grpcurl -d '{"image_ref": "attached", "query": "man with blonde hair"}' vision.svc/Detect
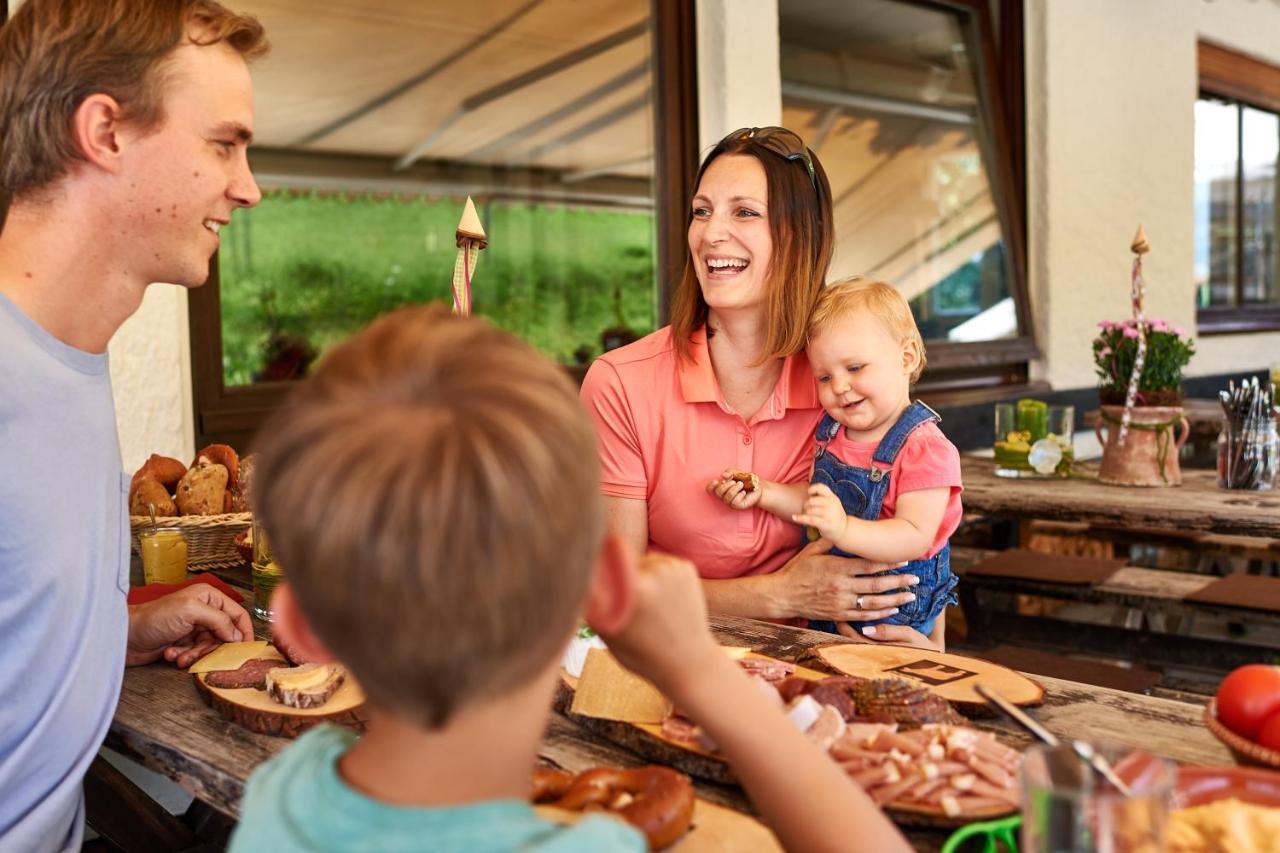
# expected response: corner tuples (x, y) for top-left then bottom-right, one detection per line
(0, 1), (267, 848)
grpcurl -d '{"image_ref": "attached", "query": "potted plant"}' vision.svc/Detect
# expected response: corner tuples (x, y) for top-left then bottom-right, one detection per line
(1091, 318), (1196, 485)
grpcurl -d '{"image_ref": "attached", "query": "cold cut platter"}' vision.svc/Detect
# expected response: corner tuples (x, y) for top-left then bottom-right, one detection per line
(190, 641), (367, 738)
(558, 647), (1020, 826)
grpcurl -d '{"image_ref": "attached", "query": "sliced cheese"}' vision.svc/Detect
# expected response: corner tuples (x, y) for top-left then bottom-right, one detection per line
(189, 641), (284, 673)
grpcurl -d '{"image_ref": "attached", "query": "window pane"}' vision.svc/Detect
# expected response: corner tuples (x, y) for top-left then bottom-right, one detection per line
(1194, 98), (1239, 308)
(1241, 105), (1278, 305)
(779, 0), (1014, 343)
(220, 0), (657, 387)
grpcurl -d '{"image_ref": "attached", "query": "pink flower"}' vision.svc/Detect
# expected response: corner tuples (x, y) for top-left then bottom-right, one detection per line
(1122, 326), (1140, 339)
(1173, 326), (1186, 337)
(1151, 319), (1168, 332)
(1100, 346), (1112, 356)
(1097, 320), (1114, 330)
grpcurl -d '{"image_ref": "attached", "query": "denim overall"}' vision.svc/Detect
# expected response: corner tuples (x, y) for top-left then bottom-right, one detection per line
(807, 401), (958, 637)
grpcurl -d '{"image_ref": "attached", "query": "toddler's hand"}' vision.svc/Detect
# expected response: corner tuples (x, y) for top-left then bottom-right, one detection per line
(792, 483), (848, 542)
(706, 470), (761, 509)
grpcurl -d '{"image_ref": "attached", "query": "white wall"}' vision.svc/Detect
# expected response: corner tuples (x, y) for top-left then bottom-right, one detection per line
(1026, 0), (1280, 390)
(109, 286), (195, 473)
(695, 0), (782, 155)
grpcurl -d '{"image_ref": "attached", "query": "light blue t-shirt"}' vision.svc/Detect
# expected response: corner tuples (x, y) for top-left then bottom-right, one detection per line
(230, 726), (647, 853)
(0, 292), (129, 852)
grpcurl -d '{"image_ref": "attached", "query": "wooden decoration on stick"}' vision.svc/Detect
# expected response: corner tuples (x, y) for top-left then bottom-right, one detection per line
(451, 196), (487, 316)
(1118, 225), (1151, 447)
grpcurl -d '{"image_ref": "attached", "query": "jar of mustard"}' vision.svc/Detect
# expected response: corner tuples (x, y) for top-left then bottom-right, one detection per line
(139, 527), (189, 585)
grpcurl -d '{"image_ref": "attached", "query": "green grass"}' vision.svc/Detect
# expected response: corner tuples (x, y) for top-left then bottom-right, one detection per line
(218, 191), (658, 385)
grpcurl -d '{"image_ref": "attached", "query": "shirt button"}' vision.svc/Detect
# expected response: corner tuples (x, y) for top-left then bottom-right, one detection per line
(742, 434), (752, 445)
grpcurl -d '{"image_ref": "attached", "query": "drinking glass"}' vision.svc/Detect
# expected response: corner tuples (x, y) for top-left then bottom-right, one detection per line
(1022, 744), (1173, 853)
(994, 401), (1075, 477)
(250, 516), (283, 622)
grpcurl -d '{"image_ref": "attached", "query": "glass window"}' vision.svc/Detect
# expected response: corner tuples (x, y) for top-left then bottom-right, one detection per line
(1194, 96), (1279, 314)
(218, 0), (658, 387)
(778, 0), (1017, 345)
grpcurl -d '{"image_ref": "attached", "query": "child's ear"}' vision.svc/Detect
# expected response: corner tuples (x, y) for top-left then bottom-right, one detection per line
(583, 534), (636, 635)
(901, 338), (922, 377)
(270, 583), (337, 664)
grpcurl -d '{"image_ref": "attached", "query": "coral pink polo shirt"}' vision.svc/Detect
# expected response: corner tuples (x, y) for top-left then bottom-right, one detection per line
(581, 325), (823, 580)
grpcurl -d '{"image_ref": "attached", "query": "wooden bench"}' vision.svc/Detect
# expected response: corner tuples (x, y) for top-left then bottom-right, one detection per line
(953, 547), (1280, 672)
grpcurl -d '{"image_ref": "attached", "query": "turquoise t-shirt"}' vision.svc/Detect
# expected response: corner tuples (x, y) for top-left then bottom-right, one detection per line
(230, 726), (646, 853)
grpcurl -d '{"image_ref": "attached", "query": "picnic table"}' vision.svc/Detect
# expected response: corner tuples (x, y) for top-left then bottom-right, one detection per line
(108, 611), (1231, 852)
(960, 456), (1280, 540)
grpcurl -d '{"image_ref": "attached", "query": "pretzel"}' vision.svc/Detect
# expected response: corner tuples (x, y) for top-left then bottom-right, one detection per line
(532, 766), (695, 850)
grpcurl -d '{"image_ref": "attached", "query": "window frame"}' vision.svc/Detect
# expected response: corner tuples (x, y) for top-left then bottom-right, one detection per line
(188, 0), (699, 448)
(1196, 39), (1280, 336)
(189, 0), (1029, 447)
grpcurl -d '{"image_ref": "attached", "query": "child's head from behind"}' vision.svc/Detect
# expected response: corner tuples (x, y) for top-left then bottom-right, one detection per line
(254, 304), (603, 729)
(806, 278), (925, 439)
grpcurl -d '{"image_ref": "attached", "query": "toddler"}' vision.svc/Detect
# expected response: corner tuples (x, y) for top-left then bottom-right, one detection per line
(711, 279), (961, 646)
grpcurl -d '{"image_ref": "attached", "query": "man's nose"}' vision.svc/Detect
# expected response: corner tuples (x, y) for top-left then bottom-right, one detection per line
(229, 158), (262, 208)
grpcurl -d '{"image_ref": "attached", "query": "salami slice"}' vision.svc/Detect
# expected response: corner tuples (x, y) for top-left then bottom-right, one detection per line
(204, 658), (286, 690)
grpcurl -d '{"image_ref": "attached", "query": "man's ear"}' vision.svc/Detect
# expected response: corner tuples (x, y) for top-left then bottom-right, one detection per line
(270, 583), (336, 664)
(583, 534), (636, 635)
(69, 94), (128, 173)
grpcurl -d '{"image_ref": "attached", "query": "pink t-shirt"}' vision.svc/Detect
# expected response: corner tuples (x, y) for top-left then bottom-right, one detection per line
(581, 325), (822, 580)
(824, 420), (964, 558)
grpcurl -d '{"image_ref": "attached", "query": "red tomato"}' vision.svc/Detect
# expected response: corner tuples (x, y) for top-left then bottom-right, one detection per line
(1258, 710), (1280, 753)
(1216, 664), (1280, 740)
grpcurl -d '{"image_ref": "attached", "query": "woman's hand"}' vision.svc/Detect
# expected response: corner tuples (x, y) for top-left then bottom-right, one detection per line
(837, 621), (943, 652)
(767, 539), (919, 622)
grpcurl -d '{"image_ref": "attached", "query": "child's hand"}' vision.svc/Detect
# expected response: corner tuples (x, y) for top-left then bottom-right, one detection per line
(792, 483), (849, 542)
(706, 470), (762, 509)
(590, 552), (720, 689)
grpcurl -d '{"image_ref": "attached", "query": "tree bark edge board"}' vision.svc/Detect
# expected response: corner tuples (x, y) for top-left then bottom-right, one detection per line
(193, 674), (368, 739)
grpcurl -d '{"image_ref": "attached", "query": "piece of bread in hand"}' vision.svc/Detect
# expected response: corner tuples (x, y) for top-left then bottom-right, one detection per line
(175, 458), (230, 515)
(129, 475), (177, 517)
(727, 471), (759, 493)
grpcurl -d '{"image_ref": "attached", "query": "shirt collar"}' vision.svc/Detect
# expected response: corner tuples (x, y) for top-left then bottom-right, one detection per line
(677, 325), (820, 411)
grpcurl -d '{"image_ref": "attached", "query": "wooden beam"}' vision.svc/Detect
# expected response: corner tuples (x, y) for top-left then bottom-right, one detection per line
(1200, 40), (1280, 115)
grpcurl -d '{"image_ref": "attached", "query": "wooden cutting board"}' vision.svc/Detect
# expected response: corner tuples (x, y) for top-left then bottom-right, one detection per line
(557, 651), (830, 786)
(537, 799), (782, 851)
(190, 641), (368, 738)
(806, 642), (1044, 712)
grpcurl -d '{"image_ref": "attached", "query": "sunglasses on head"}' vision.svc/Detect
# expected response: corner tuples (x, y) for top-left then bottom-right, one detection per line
(725, 126), (818, 191)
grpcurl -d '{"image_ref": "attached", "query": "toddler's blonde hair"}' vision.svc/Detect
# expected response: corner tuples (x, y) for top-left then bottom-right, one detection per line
(808, 277), (927, 384)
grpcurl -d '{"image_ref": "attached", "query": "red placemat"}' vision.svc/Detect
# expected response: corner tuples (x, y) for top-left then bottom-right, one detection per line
(1184, 573), (1280, 613)
(127, 575), (244, 606)
(958, 548), (1126, 586)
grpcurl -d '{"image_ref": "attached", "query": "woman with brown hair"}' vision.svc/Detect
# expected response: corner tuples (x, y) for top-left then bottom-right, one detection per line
(582, 127), (932, 646)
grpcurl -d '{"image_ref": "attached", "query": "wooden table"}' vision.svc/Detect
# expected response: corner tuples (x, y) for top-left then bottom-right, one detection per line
(108, 613), (1231, 851)
(961, 456), (1280, 539)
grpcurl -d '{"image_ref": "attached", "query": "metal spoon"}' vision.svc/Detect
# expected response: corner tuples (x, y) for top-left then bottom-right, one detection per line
(976, 684), (1133, 797)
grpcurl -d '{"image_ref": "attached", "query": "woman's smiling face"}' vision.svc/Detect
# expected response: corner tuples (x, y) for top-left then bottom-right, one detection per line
(687, 154), (773, 315)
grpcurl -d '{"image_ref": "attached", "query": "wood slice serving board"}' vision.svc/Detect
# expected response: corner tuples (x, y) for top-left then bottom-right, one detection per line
(538, 799), (782, 852)
(556, 650), (829, 786)
(805, 643), (1044, 713)
(190, 641), (368, 738)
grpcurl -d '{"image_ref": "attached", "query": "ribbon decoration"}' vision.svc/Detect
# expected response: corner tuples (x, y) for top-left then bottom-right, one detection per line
(1118, 226), (1150, 447)
(451, 196), (487, 317)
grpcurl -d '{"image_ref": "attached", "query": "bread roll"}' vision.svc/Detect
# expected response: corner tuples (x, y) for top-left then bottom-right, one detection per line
(130, 476), (177, 517)
(176, 459), (229, 516)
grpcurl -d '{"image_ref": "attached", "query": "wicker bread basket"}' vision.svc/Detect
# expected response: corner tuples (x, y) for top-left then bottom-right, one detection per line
(1204, 699), (1280, 770)
(131, 512), (252, 571)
